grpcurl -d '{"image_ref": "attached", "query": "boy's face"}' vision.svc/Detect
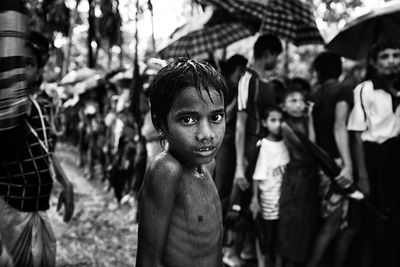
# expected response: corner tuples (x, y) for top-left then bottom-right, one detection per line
(165, 86), (225, 169)
(282, 92), (306, 118)
(373, 48), (400, 76)
(262, 110), (282, 137)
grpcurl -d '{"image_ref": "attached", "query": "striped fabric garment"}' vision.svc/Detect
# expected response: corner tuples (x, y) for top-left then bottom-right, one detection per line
(0, 1), (29, 131)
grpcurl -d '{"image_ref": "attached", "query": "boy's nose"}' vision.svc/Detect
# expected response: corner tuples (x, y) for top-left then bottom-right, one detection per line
(196, 121), (215, 141)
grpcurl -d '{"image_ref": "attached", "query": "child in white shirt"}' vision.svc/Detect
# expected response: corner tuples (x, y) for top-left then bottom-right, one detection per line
(249, 106), (289, 267)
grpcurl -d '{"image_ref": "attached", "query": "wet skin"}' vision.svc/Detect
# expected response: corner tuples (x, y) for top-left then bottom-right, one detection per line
(136, 87), (225, 267)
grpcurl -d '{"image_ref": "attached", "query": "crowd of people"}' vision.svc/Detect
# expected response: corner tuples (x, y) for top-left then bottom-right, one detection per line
(135, 35), (400, 267)
(0, 25), (399, 267)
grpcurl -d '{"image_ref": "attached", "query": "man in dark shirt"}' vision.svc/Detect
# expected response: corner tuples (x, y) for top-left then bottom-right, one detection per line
(308, 51), (355, 267)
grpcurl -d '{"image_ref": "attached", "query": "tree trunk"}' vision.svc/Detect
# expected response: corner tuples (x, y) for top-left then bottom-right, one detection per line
(64, 0), (81, 76)
(88, 0), (96, 68)
(131, 0), (142, 130)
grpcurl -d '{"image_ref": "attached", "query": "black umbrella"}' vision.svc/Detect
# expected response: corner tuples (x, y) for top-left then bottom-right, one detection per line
(326, 1), (400, 60)
(283, 121), (387, 219)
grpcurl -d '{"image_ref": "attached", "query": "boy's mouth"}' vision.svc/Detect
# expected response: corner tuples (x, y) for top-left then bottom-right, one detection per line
(198, 147), (213, 152)
(195, 146), (216, 156)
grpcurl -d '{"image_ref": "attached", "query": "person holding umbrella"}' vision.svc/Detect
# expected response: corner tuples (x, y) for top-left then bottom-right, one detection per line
(347, 39), (400, 267)
(307, 51), (356, 267)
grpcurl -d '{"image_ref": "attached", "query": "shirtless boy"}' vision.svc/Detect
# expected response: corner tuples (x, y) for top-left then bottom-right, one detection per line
(136, 58), (227, 267)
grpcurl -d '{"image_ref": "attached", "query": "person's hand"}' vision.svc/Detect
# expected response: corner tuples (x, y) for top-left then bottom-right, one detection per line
(225, 205), (241, 224)
(234, 166), (249, 191)
(249, 198), (260, 219)
(335, 166), (353, 188)
(234, 176), (250, 191)
(57, 182), (75, 223)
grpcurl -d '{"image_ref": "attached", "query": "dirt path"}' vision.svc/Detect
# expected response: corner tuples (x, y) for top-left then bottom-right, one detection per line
(49, 144), (138, 267)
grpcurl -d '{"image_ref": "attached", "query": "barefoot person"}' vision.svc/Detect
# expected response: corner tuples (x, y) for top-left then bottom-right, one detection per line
(136, 58), (227, 267)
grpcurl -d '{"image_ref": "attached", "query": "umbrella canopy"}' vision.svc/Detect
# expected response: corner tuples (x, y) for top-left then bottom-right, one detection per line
(200, 0), (324, 46)
(326, 1), (400, 60)
(158, 22), (255, 59)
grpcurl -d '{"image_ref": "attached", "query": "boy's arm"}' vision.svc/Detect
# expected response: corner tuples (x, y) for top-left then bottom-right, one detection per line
(334, 101), (353, 183)
(307, 104), (316, 142)
(234, 111), (249, 190)
(136, 158), (182, 267)
(249, 180), (260, 218)
(352, 131), (369, 195)
(52, 155), (74, 222)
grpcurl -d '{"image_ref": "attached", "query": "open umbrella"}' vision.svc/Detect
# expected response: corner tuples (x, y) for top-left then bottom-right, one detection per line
(326, 1), (400, 60)
(158, 21), (255, 59)
(200, 0), (324, 46)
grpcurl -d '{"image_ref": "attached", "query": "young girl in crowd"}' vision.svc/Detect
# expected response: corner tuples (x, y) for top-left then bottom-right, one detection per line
(249, 106), (289, 267)
(278, 87), (321, 267)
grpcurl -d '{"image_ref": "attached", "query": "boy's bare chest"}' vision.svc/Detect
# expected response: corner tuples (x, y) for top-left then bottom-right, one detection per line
(173, 175), (222, 233)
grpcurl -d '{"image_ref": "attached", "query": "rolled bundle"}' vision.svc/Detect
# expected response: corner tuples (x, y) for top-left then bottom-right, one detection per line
(0, 1), (29, 155)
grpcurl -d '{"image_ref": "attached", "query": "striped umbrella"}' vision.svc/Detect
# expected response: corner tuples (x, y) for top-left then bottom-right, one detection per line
(200, 0), (324, 46)
(158, 22), (255, 59)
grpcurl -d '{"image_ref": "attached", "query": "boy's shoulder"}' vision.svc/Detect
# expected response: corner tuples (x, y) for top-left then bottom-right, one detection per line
(148, 151), (183, 179)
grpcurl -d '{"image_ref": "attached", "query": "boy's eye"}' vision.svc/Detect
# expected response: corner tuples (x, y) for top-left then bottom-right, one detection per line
(211, 113), (224, 123)
(179, 116), (196, 125)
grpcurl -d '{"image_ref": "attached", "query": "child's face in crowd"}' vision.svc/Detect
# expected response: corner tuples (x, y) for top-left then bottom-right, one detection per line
(263, 51), (279, 71)
(165, 86), (225, 169)
(24, 47), (40, 89)
(263, 110), (283, 137)
(373, 48), (400, 76)
(282, 92), (306, 118)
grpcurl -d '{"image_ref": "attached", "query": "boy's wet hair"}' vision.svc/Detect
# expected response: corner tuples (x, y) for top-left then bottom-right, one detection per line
(370, 39), (400, 62)
(149, 57), (228, 133)
(312, 51), (342, 82)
